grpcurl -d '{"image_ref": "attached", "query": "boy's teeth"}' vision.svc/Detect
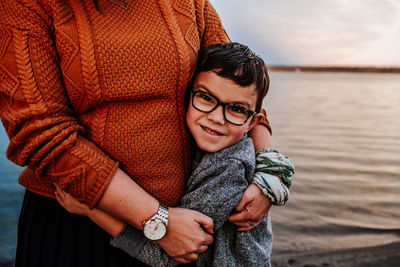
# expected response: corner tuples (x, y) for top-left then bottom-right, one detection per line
(203, 126), (222, 136)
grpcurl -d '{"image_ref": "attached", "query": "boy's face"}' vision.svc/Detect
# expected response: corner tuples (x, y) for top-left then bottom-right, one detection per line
(186, 71), (262, 153)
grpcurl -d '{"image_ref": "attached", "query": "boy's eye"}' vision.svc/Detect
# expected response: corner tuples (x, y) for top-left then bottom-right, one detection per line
(229, 105), (246, 114)
(198, 93), (213, 102)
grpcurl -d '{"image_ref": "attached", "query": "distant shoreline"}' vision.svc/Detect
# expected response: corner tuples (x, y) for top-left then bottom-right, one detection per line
(269, 65), (400, 73)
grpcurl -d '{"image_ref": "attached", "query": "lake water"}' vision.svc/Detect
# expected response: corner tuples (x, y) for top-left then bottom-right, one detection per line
(0, 124), (24, 261)
(265, 71), (400, 255)
(0, 71), (399, 260)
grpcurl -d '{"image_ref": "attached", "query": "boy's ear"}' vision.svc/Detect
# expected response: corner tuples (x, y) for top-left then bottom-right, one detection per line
(246, 113), (264, 132)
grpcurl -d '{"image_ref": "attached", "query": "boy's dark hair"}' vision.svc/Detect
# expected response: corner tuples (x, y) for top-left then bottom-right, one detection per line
(194, 42), (270, 112)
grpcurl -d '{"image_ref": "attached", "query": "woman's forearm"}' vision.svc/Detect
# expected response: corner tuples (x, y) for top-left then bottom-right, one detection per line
(88, 208), (126, 237)
(97, 168), (159, 229)
(97, 170), (215, 263)
(248, 124), (274, 151)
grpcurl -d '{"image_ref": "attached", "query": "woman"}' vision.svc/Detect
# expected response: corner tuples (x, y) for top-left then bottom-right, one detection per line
(0, 0), (274, 266)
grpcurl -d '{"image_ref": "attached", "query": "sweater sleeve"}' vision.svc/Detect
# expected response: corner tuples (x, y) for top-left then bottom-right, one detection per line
(181, 157), (249, 231)
(112, 157), (249, 266)
(197, 0), (230, 47)
(0, 1), (117, 208)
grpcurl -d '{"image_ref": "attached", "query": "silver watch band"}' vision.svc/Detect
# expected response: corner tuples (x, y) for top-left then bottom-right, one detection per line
(150, 204), (169, 226)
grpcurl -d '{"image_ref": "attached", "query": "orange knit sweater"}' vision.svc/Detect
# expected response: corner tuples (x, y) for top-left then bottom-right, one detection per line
(0, 0), (270, 208)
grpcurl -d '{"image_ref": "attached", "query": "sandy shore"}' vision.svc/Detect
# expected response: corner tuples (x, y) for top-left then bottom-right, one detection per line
(271, 241), (400, 267)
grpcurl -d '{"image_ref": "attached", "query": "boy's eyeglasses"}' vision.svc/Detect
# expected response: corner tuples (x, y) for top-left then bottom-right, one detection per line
(191, 88), (256, 126)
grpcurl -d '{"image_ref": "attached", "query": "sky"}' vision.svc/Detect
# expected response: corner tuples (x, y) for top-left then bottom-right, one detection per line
(210, 0), (400, 67)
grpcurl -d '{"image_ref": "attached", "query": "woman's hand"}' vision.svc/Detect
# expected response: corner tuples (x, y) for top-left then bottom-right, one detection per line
(157, 207), (214, 264)
(228, 184), (271, 231)
(54, 183), (90, 217)
(231, 118), (273, 231)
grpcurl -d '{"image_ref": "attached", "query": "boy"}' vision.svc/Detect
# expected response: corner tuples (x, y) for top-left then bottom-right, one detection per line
(56, 42), (292, 266)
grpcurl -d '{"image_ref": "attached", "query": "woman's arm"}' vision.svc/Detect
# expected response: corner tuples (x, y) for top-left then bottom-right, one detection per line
(55, 183), (125, 237)
(249, 124), (274, 151)
(68, 170), (214, 264)
(55, 183), (197, 266)
(0, 0), (116, 208)
(97, 169), (214, 264)
(97, 169), (159, 228)
(228, 124), (273, 230)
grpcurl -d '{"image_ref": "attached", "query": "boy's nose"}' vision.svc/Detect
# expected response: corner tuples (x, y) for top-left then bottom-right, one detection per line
(207, 105), (226, 125)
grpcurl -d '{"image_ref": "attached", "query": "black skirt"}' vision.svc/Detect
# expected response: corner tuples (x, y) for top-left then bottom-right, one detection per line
(15, 190), (149, 267)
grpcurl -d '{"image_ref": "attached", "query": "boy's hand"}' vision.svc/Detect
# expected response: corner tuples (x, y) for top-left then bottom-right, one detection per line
(54, 183), (90, 217)
(228, 184), (271, 231)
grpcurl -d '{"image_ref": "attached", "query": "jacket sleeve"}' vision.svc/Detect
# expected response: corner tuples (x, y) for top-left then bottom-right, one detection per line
(0, 1), (118, 208)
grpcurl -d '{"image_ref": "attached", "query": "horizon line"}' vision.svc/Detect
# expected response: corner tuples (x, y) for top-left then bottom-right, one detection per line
(268, 65), (400, 73)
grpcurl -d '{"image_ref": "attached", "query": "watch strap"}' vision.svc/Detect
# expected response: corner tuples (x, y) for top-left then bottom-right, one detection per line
(150, 204), (169, 226)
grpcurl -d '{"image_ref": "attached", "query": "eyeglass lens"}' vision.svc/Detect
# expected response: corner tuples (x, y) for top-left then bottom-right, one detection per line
(192, 90), (250, 125)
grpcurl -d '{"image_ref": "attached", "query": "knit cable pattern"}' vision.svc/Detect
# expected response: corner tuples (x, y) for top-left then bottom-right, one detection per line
(70, 0), (102, 106)
(0, 0), (233, 207)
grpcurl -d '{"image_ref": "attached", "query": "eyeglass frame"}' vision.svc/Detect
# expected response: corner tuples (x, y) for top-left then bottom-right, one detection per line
(191, 88), (256, 126)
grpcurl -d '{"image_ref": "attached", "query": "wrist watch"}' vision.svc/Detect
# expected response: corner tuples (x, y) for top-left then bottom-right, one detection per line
(142, 204), (169, 240)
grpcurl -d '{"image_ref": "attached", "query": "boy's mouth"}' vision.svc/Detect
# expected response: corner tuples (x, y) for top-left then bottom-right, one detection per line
(201, 125), (224, 136)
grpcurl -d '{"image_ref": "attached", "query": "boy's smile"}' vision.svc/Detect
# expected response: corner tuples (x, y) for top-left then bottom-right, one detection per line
(200, 125), (224, 136)
(186, 71), (262, 153)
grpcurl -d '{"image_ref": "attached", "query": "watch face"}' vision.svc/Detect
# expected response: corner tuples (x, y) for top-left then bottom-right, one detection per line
(143, 220), (167, 240)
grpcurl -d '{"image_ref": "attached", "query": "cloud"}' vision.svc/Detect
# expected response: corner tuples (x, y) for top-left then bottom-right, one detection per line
(211, 0), (400, 66)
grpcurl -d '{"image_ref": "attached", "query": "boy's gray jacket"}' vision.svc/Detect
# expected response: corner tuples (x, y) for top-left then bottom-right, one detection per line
(111, 137), (272, 267)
